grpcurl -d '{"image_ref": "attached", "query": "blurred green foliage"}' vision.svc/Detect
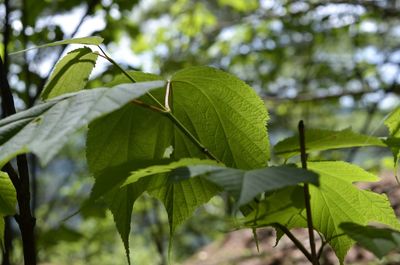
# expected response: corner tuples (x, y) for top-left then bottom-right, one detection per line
(1, 0), (399, 264)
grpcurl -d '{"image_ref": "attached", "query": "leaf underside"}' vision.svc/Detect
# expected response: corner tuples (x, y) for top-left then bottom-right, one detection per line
(0, 81), (164, 167)
(340, 222), (400, 259)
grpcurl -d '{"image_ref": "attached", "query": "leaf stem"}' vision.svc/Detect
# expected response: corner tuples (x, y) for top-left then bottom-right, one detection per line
(97, 46), (165, 109)
(97, 46), (221, 162)
(298, 120), (319, 265)
(164, 112), (220, 162)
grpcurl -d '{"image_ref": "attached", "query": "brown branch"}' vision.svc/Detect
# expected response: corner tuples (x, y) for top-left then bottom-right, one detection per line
(0, 55), (36, 265)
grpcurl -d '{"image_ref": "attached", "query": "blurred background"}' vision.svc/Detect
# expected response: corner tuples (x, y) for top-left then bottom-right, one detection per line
(1, 0), (400, 264)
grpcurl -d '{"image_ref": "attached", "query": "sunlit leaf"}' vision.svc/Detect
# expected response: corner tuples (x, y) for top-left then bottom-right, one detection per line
(243, 161), (400, 264)
(0, 172), (16, 216)
(41, 47), (98, 99)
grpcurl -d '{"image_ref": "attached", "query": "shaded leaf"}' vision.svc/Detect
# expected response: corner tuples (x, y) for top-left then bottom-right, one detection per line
(340, 222), (400, 259)
(274, 128), (385, 159)
(149, 177), (220, 235)
(0, 81), (164, 167)
(40, 225), (84, 247)
(41, 47), (98, 99)
(10, 36), (104, 55)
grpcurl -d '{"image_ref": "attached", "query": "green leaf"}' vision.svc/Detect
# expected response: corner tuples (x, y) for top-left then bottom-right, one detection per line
(385, 107), (400, 137)
(274, 128), (385, 159)
(244, 161), (400, 264)
(0, 172), (16, 216)
(86, 67), (270, 259)
(123, 158), (318, 207)
(340, 222), (400, 259)
(0, 81), (164, 167)
(9, 36), (104, 55)
(170, 66), (270, 168)
(41, 47), (98, 99)
(104, 185), (141, 265)
(0, 217), (4, 251)
(122, 158), (221, 187)
(149, 177), (220, 236)
(384, 107), (400, 168)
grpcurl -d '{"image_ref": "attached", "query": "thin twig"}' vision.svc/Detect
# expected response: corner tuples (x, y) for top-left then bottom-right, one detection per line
(275, 224), (312, 262)
(299, 120), (319, 265)
(131, 99), (165, 113)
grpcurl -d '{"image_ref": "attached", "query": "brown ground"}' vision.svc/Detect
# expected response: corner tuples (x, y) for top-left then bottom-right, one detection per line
(182, 171), (400, 265)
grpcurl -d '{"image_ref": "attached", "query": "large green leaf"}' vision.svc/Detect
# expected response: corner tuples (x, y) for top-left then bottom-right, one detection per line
(86, 67), (270, 259)
(41, 47), (98, 99)
(9, 36), (104, 55)
(384, 107), (400, 167)
(274, 128), (385, 159)
(123, 158), (318, 207)
(0, 81), (164, 167)
(244, 161), (400, 264)
(340, 222), (400, 259)
(0, 172), (16, 216)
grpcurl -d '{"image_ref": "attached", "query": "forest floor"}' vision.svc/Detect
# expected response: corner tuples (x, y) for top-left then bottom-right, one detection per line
(182, 170), (400, 265)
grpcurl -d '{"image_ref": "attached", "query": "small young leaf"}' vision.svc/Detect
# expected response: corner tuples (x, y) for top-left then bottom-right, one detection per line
(340, 222), (400, 259)
(41, 47), (98, 99)
(9, 36), (104, 55)
(0, 172), (16, 216)
(274, 128), (385, 159)
(0, 81), (164, 167)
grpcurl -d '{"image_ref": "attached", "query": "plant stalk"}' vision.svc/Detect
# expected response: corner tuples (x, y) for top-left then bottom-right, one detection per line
(298, 120), (319, 265)
(0, 56), (37, 265)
